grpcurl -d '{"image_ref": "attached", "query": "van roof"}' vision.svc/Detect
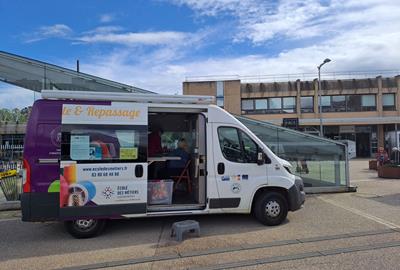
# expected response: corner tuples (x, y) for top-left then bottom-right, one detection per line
(41, 90), (215, 105)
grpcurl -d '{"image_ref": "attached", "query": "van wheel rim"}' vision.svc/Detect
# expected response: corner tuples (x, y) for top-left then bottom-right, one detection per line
(74, 219), (96, 231)
(265, 201), (280, 217)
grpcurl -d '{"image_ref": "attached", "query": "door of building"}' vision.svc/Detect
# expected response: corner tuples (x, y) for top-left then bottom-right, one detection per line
(355, 133), (370, 157)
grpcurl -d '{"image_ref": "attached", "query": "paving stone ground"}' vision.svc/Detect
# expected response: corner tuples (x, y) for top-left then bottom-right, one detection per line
(0, 159), (399, 270)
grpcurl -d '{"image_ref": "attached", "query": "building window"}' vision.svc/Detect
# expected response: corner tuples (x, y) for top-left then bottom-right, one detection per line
(283, 97), (296, 113)
(383, 93), (396, 111)
(255, 99), (268, 110)
(268, 98), (282, 111)
(216, 81), (224, 108)
(331, 95), (346, 112)
(300, 96), (314, 113)
(321, 95), (377, 112)
(241, 99), (254, 111)
(321, 96), (332, 112)
(346, 95), (361, 112)
(216, 98), (224, 107)
(361, 95), (376, 111)
(241, 97), (296, 114)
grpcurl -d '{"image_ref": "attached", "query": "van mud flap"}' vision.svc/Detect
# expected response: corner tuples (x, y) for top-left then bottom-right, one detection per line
(21, 192), (59, 221)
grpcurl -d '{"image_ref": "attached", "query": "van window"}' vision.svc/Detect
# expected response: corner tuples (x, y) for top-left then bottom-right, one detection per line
(217, 127), (259, 163)
(61, 125), (147, 163)
(239, 130), (258, 163)
(218, 127), (243, 162)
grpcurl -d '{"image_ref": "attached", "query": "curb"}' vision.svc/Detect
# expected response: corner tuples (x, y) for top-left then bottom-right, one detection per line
(0, 201), (21, 211)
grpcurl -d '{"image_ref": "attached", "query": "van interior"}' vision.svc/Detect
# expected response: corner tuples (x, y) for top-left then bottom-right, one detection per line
(147, 112), (207, 211)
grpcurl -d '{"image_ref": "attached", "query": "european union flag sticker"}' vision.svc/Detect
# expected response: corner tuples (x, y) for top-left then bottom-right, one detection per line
(221, 176), (230, 181)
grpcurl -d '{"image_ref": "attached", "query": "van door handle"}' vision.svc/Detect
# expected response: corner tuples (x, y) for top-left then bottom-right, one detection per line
(217, 162), (225, 175)
(38, 158), (59, 164)
(135, 165), (143, 178)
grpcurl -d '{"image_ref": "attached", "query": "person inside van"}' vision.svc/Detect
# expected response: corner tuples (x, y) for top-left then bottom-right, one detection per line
(148, 127), (163, 157)
(166, 138), (190, 176)
(148, 127), (164, 179)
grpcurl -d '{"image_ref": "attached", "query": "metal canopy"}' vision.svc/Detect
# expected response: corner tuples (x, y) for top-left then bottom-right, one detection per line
(0, 51), (154, 94)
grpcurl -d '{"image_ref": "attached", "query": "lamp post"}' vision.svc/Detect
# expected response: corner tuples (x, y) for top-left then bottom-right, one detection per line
(317, 58), (331, 137)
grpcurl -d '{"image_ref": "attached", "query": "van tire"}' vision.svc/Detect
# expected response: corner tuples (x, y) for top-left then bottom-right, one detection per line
(254, 192), (288, 226)
(64, 219), (106, 238)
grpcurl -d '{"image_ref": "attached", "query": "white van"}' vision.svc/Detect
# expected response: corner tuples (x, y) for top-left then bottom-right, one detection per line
(21, 90), (305, 238)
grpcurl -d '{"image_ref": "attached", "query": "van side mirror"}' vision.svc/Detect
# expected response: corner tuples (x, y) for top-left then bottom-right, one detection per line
(257, 152), (265, 165)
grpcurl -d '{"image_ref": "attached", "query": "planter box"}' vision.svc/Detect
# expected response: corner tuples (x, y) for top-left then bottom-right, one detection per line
(369, 160), (377, 170)
(378, 165), (400, 179)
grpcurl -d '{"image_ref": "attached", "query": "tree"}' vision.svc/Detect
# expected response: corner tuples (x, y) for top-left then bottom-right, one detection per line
(0, 106), (31, 123)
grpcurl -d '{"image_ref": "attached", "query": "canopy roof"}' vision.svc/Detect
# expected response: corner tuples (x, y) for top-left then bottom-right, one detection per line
(0, 51), (154, 94)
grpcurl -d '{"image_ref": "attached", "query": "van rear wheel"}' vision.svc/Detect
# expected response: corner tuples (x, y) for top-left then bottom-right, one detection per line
(254, 192), (288, 226)
(65, 219), (106, 238)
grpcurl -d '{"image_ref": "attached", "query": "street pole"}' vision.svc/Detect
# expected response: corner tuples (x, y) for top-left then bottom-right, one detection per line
(396, 123), (399, 164)
(318, 66), (323, 137)
(317, 58), (331, 137)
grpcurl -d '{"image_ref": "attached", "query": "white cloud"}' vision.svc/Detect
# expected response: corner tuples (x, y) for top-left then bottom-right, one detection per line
(82, 26), (124, 35)
(99, 14), (115, 23)
(24, 24), (72, 43)
(0, 85), (37, 109)
(171, 0), (400, 45)
(170, 0), (262, 17)
(77, 31), (189, 46)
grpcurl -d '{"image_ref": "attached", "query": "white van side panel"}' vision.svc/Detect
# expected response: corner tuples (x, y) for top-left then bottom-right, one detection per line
(207, 105), (296, 213)
(211, 123), (269, 213)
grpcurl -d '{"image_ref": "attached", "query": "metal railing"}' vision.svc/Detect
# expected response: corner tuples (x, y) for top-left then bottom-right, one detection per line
(185, 70), (400, 83)
(0, 157), (22, 202)
(0, 145), (23, 161)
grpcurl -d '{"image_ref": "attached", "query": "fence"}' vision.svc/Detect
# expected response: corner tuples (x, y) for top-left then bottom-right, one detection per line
(185, 70), (400, 83)
(0, 151), (23, 201)
(0, 145), (23, 161)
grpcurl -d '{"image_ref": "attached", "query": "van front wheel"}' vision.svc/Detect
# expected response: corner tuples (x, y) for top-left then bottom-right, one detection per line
(65, 219), (106, 238)
(254, 192), (288, 226)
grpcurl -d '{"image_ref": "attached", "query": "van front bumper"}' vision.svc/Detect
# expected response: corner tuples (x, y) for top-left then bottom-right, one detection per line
(288, 176), (305, 211)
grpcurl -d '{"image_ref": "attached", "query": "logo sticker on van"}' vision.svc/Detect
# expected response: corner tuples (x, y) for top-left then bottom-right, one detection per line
(231, 183), (241, 194)
(50, 126), (61, 147)
(102, 186), (114, 199)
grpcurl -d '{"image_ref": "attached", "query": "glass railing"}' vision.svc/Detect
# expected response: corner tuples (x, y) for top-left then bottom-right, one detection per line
(237, 116), (348, 188)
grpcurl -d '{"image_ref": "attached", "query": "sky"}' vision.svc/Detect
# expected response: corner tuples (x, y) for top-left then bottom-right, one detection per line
(0, 0), (400, 109)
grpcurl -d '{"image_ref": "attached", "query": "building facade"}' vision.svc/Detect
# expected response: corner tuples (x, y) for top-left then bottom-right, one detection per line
(183, 76), (400, 158)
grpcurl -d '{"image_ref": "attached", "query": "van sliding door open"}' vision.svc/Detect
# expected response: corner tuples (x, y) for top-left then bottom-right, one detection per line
(59, 102), (148, 218)
(147, 111), (206, 211)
